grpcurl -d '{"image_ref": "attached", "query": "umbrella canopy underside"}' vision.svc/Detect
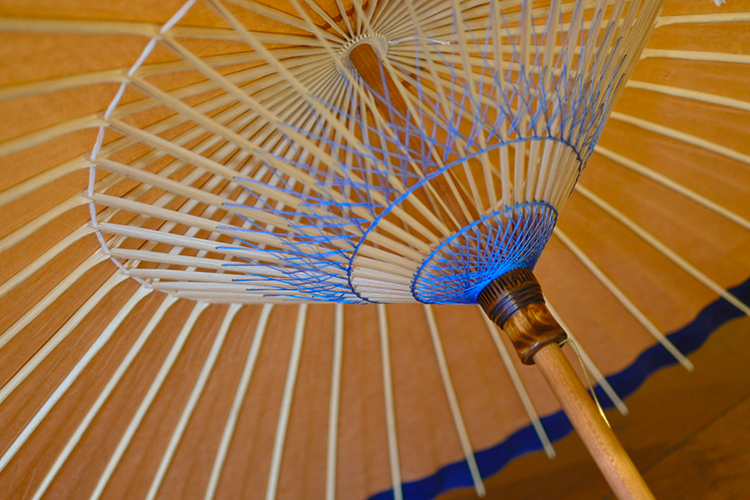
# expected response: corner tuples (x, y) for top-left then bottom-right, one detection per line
(0, 1), (749, 499)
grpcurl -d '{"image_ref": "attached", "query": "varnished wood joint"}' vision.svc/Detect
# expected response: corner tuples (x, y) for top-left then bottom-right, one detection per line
(478, 268), (567, 364)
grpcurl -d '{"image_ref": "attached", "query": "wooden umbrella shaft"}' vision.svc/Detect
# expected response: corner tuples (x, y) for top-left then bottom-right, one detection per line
(534, 343), (655, 500)
(479, 269), (655, 500)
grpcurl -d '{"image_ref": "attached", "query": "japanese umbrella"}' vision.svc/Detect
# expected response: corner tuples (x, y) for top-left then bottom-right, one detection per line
(0, 0), (749, 499)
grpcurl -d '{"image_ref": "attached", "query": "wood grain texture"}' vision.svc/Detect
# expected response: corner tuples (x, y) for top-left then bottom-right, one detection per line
(501, 303), (568, 365)
(478, 268), (567, 365)
(534, 343), (654, 500)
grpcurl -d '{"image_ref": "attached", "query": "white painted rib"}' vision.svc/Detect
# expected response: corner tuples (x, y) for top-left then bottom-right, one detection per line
(478, 308), (556, 459)
(595, 145), (750, 232)
(377, 304), (403, 500)
(0, 252), (109, 350)
(204, 304), (274, 500)
(625, 80), (750, 114)
(145, 303), (242, 500)
(576, 184), (750, 317)
(0, 286), (151, 474)
(265, 304), (308, 500)
(89, 301), (209, 500)
(610, 110), (750, 168)
(544, 300), (629, 416)
(422, 305), (485, 497)
(640, 49), (750, 64)
(29, 294), (179, 500)
(554, 228), (694, 371)
(325, 304), (344, 500)
(161, 0), (197, 34)
(0, 270), (125, 407)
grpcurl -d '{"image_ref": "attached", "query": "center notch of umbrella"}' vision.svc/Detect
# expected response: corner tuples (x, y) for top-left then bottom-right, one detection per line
(338, 33), (389, 73)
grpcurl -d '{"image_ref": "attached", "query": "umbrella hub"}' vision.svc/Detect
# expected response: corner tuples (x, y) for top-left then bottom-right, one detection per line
(338, 33), (389, 73)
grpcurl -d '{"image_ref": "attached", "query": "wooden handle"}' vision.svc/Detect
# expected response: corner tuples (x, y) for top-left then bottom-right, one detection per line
(479, 268), (655, 500)
(534, 343), (655, 500)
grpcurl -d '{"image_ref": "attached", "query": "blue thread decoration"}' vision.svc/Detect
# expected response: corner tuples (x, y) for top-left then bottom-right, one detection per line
(412, 202), (558, 304)
(215, 2), (629, 304)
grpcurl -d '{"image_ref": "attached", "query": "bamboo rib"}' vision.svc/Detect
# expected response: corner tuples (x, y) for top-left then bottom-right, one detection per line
(575, 185), (750, 317)
(656, 11), (750, 27)
(3, 3), (749, 500)
(348, 43), (475, 229)
(0, 115), (104, 157)
(0, 285), (150, 474)
(111, 81), (338, 199)
(2, 77), (266, 210)
(339, 67), (457, 236)
(0, 226), (92, 299)
(89, 301), (210, 500)
(641, 49), (750, 64)
(0, 3), (660, 308)
(265, 304), (307, 500)
(223, 0), (343, 42)
(0, 3), (716, 108)
(27, 294), (179, 500)
(423, 305), (485, 497)
(0, 159), (91, 206)
(553, 228), (694, 371)
(1, 2), (648, 229)
(377, 304), (403, 500)
(625, 80), (750, 115)
(479, 309), (556, 459)
(348, 50), (468, 226)
(292, 0), (469, 225)
(332, 0), (353, 34)
(383, 1), (604, 39)
(101, 94), (439, 261)
(513, 0), (531, 207)
(146, 304), (240, 500)
(0, 254), (112, 351)
(3, 77), (262, 203)
(154, 38), (353, 180)
(0, 8), (704, 278)
(398, 15), (498, 210)
(0, 17), (159, 37)
(325, 304), (344, 500)
(595, 146), (750, 232)
(610, 111), (750, 168)
(204, 304), (273, 500)
(0, 69), (126, 100)
(442, 0), (487, 211)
